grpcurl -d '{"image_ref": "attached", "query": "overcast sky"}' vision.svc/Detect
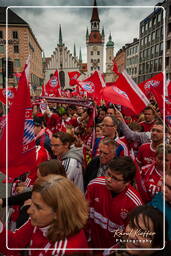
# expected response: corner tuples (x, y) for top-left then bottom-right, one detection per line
(2, 0), (161, 62)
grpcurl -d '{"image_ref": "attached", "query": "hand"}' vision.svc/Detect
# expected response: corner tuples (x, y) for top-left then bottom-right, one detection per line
(16, 185), (25, 194)
(0, 198), (3, 206)
(114, 109), (125, 122)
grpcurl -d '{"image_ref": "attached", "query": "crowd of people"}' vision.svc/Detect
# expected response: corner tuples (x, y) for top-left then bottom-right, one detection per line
(0, 100), (170, 256)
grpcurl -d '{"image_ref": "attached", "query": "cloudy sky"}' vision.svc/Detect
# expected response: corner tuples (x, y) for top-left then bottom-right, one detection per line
(2, 0), (160, 62)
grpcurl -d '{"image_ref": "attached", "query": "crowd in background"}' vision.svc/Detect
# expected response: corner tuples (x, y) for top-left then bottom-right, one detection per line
(0, 98), (170, 256)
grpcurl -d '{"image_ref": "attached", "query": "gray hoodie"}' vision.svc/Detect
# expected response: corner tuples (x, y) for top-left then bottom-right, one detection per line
(62, 145), (84, 193)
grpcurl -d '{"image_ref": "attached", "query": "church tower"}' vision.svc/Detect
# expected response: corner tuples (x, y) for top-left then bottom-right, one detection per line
(105, 33), (114, 82)
(86, 0), (104, 75)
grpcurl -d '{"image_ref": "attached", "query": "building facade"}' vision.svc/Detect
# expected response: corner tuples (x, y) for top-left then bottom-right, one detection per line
(44, 25), (84, 88)
(0, 7), (44, 94)
(125, 38), (139, 83)
(138, 6), (163, 83)
(86, 0), (105, 75)
(163, 0), (171, 80)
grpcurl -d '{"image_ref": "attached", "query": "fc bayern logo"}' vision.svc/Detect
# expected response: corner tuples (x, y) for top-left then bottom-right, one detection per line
(81, 82), (94, 93)
(112, 87), (128, 99)
(144, 80), (160, 89)
(2, 89), (14, 99)
(50, 78), (58, 87)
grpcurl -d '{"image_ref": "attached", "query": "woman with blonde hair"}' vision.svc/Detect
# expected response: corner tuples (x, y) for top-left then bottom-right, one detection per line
(0, 175), (88, 255)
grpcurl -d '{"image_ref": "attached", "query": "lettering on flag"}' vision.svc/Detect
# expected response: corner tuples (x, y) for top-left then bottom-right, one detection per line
(112, 87), (129, 99)
(144, 80), (160, 89)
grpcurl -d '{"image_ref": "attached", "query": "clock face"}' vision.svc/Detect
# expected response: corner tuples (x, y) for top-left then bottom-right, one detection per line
(93, 46), (97, 51)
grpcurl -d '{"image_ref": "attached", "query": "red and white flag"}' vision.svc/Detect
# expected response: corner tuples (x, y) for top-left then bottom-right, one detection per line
(0, 88), (17, 105)
(139, 72), (164, 111)
(101, 85), (136, 113)
(44, 70), (61, 97)
(78, 71), (105, 104)
(114, 70), (150, 114)
(0, 63), (36, 179)
(68, 71), (81, 86)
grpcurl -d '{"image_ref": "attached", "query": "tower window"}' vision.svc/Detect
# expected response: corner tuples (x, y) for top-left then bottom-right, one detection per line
(91, 51), (93, 55)
(13, 31), (18, 39)
(97, 51), (100, 55)
(14, 45), (19, 53)
(0, 31), (3, 39)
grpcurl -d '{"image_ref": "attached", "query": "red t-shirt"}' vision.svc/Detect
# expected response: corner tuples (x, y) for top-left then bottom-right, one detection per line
(85, 177), (143, 250)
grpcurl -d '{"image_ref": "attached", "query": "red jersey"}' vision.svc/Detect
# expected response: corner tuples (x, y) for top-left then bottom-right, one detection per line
(139, 120), (155, 132)
(135, 162), (162, 203)
(0, 219), (88, 256)
(137, 142), (156, 167)
(85, 177), (143, 250)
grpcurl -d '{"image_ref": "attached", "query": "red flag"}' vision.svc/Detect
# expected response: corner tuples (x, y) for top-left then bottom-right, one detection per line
(139, 72), (164, 111)
(114, 70), (150, 114)
(78, 71), (104, 104)
(0, 88), (17, 105)
(68, 71), (81, 86)
(166, 79), (171, 97)
(0, 65), (36, 179)
(45, 70), (61, 97)
(101, 85), (136, 113)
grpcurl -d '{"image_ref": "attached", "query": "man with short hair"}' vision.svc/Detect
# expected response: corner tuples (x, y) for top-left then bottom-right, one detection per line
(137, 122), (163, 167)
(84, 137), (117, 190)
(102, 115), (129, 156)
(51, 132), (84, 192)
(139, 105), (156, 132)
(85, 156), (143, 251)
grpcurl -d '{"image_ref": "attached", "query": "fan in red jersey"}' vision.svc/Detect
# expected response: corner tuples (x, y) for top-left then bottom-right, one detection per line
(85, 156), (143, 253)
(136, 144), (171, 203)
(137, 121), (163, 167)
(138, 105), (156, 132)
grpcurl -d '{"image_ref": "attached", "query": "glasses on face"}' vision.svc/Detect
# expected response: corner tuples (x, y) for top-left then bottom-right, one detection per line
(106, 171), (124, 182)
(99, 150), (110, 156)
(50, 144), (63, 148)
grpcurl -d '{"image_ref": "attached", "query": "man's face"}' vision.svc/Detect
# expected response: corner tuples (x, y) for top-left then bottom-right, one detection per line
(105, 168), (129, 193)
(144, 109), (155, 123)
(50, 137), (68, 157)
(107, 108), (115, 116)
(99, 143), (116, 165)
(34, 125), (41, 136)
(98, 110), (106, 121)
(151, 124), (163, 143)
(102, 116), (117, 138)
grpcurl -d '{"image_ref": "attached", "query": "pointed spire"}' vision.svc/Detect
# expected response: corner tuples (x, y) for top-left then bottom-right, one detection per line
(58, 24), (63, 46)
(86, 27), (89, 39)
(91, 0), (100, 22)
(42, 51), (46, 64)
(74, 44), (76, 58)
(102, 27), (105, 37)
(79, 47), (82, 63)
(106, 33), (114, 47)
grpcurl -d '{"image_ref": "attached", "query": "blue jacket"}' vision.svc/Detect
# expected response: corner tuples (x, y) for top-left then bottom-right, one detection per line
(149, 192), (171, 240)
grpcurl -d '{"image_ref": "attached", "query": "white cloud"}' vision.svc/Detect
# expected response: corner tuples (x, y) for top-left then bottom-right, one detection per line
(8, 0), (159, 62)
